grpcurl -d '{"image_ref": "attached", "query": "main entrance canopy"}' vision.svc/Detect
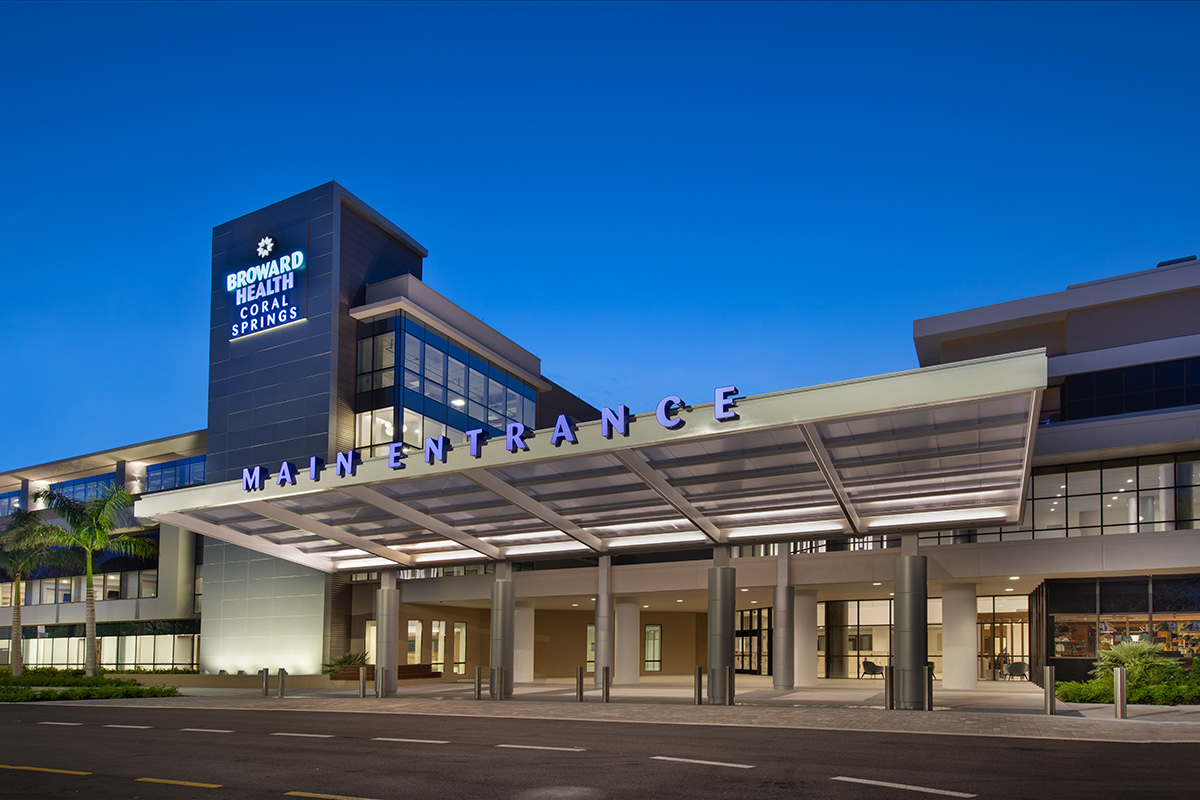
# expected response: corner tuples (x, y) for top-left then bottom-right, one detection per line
(136, 351), (1045, 573)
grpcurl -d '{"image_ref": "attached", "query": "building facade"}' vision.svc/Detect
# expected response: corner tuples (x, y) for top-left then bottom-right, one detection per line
(3, 185), (1198, 701)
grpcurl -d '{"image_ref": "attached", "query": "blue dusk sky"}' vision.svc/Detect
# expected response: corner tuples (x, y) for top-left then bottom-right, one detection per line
(2, 1), (1198, 471)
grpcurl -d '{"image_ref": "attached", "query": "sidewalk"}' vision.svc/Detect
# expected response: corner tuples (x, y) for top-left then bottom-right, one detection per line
(62, 675), (1200, 744)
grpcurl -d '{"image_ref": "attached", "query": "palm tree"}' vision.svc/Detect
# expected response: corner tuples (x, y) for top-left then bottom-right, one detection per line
(35, 484), (157, 677)
(1, 509), (75, 678)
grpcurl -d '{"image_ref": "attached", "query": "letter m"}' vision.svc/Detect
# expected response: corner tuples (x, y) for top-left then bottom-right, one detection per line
(242, 466), (264, 492)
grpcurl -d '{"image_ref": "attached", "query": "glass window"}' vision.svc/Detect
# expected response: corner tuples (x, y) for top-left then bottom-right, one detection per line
(371, 408), (394, 447)
(0, 491), (21, 516)
(25, 579), (39, 606)
(1032, 470), (1066, 498)
(1099, 614), (1151, 650)
(586, 623), (595, 672)
(644, 624), (662, 672)
(506, 387), (521, 420)
(453, 621), (467, 675)
(1177, 453), (1200, 487)
(1101, 461), (1137, 493)
(57, 577), (72, 604)
(72, 575), (85, 603)
(104, 573), (121, 600)
(374, 332), (395, 371)
(121, 572), (138, 599)
(447, 358), (467, 395)
(1139, 459), (1174, 489)
(468, 368), (487, 403)
(42, 580), (57, 605)
(407, 620), (423, 665)
(423, 379), (446, 404)
(1051, 615), (1097, 658)
(488, 378), (506, 414)
(1033, 498), (1065, 530)
(423, 342), (445, 385)
(1067, 494), (1101, 534)
(355, 411), (373, 450)
(403, 333), (422, 373)
(0, 583), (10, 607)
(140, 570), (158, 599)
(1067, 467), (1100, 496)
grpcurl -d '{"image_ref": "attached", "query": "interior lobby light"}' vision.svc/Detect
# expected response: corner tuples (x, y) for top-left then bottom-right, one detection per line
(503, 541), (589, 557)
(607, 532), (707, 548)
(726, 520), (845, 538)
(866, 508), (1007, 529)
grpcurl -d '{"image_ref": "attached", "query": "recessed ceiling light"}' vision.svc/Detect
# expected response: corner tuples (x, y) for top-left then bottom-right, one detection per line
(1005, 588), (1014, 592)
(873, 582), (882, 586)
(643, 605), (649, 609)
(740, 588), (749, 592)
(676, 599), (683, 603)
(571, 603), (578, 607)
(751, 600), (758, 604)
(889, 592), (894, 596)
(1009, 576), (1019, 580)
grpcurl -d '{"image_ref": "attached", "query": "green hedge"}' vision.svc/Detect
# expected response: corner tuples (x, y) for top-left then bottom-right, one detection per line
(0, 683), (179, 702)
(1054, 642), (1200, 705)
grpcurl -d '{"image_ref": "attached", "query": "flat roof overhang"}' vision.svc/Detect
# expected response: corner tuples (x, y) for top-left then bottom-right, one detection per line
(136, 350), (1046, 573)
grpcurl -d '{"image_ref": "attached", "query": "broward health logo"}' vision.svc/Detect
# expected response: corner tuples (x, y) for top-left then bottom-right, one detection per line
(226, 233), (307, 339)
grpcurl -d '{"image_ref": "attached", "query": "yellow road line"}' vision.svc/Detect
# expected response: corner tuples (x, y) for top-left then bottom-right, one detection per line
(0, 763), (91, 775)
(285, 792), (386, 800)
(137, 777), (223, 788)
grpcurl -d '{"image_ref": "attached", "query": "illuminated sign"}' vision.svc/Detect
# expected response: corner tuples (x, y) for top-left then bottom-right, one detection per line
(240, 386), (739, 492)
(227, 234), (307, 339)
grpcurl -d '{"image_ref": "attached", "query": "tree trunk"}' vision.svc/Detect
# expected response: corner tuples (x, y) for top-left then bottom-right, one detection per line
(11, 575), (23, 680)
(85, 557), (97, 677)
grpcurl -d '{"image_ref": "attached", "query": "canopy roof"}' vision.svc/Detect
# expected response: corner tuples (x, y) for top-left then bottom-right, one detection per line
(136, 350), (1045, 573)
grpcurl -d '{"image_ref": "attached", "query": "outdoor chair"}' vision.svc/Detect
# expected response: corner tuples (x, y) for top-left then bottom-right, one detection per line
(1002, 661), (1029, 680)
(860, 660), (884, 678)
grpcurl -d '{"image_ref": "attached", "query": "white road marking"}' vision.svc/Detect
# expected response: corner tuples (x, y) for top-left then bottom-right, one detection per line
(496, 744), (587, 752)
(104, 724), (153, 729)
(371, 737), (450, 744)
(38, 722), (83, 726)
(651, 755), (755, 769)
(832, 776), (976, 798)
(179, 728), (234, 734)
(271, 732), (335, 738)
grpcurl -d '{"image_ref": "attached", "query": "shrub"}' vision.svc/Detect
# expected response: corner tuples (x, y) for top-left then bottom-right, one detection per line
(1056, 642), (1200, 705)
(322, 651), (369, 674)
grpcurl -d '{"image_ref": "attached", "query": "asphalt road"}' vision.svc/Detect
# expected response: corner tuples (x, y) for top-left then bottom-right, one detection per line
(0, 704), (1195, 799)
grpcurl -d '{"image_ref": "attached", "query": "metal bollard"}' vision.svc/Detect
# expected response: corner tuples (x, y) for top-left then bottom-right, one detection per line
(601, 665), (610, 703)
(277, 668), (287, 699)
(374, 665), (382, 698)
(1043, 666), (1056, 715)
(923, 664), (933, 711)
(576, 666), (585, 702)
(1114, 667), (1127, 719)
(694, 666), (703, 706)
(474, 666), (483, 700)
(495, 666), (505, 701)
(358, 666), (367, 698)
(884, 665), (894, 710)
(261, 668), (269, 697)
(725, 665), (735, 706)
